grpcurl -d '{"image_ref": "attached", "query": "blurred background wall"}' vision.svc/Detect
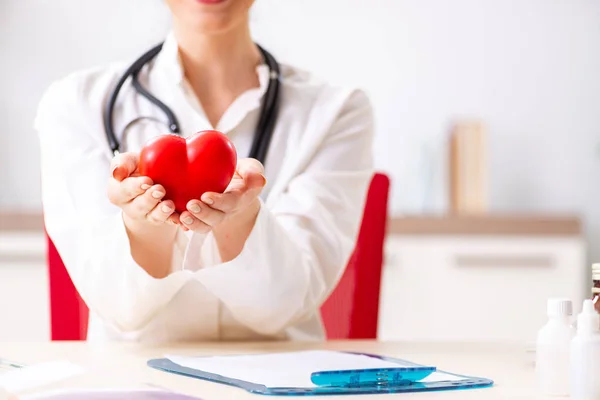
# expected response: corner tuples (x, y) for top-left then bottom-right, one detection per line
(2, 0), (600, 254)
(0, 0), (599, 341)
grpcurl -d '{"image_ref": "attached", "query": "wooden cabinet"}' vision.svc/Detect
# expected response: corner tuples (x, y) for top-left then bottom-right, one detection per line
(377, 216), (587, 344)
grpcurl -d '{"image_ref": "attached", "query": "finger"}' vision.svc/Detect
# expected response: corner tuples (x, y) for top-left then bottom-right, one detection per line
(122, 176), (154, 200)
(201, 191), (240, 214)
(237, 158), (266, 185)
(243, 170), (267, 191)
(186, 200), (226, 227)
(201, 170), (265, 213)
(180, 211), (212, 233)
(237, 158), (265, 176)
(110, 152), (138, 182)
(167, 212), (182, 226)
(124, 184), (165, 218)
(146, 199), (176, 224)
(236, 159), (267, 192)
(108, 176), (153, 205)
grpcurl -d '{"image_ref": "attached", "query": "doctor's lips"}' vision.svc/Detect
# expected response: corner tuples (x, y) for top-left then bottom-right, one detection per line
(194, 0), (227, 4)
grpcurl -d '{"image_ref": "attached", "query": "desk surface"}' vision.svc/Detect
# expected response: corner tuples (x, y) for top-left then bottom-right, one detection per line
(2, 341), (547, 399)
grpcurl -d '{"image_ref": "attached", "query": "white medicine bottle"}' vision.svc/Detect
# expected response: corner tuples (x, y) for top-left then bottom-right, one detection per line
(535, 298), (575, 396)
(570, 299), (600, 400)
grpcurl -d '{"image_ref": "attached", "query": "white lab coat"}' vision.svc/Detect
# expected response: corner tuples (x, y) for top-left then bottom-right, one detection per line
(35, 32), (374, 342)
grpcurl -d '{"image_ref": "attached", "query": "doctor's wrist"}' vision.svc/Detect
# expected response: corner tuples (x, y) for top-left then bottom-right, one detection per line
(211, 198), (261, 262)
(122, 211), (177, 235)
(121, 210), (179, 279)
(230, 197), (261, 226)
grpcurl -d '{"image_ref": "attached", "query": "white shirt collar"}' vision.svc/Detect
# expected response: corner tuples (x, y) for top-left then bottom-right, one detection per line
(153, 31), (272, 133)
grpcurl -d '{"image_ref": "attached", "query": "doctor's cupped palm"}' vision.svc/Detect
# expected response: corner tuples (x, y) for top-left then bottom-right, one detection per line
(107, 152), (179, 225)
(179, 158), (266, 233)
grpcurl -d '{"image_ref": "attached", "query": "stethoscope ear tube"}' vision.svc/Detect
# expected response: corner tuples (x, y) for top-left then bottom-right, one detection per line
(103, 42), (166, 155)
(249, 45), (281, 165)
(130, 68), (181, 135)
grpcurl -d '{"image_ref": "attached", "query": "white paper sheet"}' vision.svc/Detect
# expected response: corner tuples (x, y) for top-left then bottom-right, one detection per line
(0, 361), (84, 394)
(420, 371), (465, 383)
(166, 350), (446, 388)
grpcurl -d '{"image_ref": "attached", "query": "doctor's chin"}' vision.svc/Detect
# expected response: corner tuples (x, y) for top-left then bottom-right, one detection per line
(1, 0), (599, 398)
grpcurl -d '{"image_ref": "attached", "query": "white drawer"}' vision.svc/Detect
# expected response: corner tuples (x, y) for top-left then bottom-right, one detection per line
(378, 235), (587, 343)
(0, 263), (49, 341)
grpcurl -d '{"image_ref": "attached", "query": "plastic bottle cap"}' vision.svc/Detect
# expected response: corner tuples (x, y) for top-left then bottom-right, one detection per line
(577, 299), (600, 333)
(547, 298), (573, 318)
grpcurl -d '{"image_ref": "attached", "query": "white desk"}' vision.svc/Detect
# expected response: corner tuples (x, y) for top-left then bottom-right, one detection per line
(0, 340), (552, 399)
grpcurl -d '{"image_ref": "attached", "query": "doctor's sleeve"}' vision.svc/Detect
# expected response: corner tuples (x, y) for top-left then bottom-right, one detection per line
(193, 88), (375, 336)
(34, 77), (191, 334)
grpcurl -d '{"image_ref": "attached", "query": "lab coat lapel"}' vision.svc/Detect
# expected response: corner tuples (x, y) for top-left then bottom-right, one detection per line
(265, 87), (354, 207)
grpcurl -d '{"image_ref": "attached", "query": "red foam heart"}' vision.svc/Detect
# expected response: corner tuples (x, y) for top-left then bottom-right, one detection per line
(139, 130), (237, 213)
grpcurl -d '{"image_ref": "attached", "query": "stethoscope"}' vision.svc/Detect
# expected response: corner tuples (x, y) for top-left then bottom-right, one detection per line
(102, 41), (281, 166)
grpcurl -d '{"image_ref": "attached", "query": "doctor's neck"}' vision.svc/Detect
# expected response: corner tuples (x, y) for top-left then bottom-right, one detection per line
(173, 19), (262, 85)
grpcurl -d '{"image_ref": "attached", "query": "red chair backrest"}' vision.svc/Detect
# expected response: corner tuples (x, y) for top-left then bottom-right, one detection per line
(46, 172), (390, 341)
(46, 232), (89, 340)
(320, 172), (390, 339)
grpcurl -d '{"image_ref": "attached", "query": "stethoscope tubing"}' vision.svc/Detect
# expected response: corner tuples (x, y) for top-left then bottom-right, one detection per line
(102, 42), (280, 167)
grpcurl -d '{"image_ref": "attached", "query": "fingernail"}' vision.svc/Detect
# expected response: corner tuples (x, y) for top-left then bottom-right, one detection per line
(152, 191), (164, 199)
(112, 166), (126, 181)
(183, 217), (194, 225)
(161, 204), (172, 213)
(189, 203), (201, 213)
(259, 174), (267, 186)
(203, 197), (214, 205)
(141, 184), (151, 190)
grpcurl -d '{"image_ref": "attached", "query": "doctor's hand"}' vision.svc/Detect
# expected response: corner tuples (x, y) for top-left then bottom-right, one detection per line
(107, 152), (179, 226)
(179, 158), (266, 234)
(0, 387), (18, 400)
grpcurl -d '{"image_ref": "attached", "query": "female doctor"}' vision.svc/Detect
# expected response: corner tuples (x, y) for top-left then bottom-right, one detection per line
(35, 0), (374, 342)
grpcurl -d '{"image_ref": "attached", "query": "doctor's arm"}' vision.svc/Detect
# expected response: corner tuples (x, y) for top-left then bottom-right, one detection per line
(35, 79), (192, 333)
(190, 89), (375, 335)
(107, 152), (184, 278)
